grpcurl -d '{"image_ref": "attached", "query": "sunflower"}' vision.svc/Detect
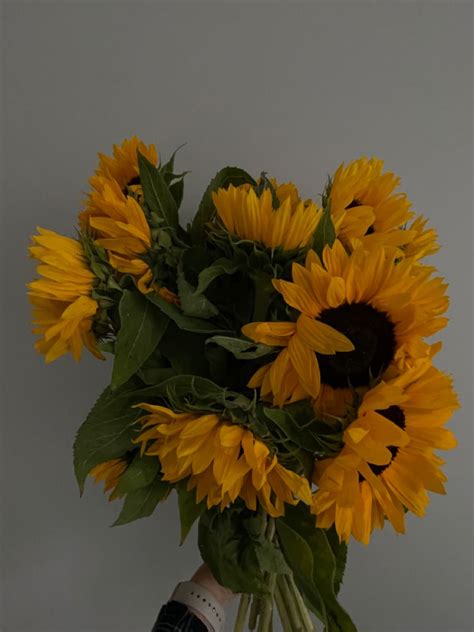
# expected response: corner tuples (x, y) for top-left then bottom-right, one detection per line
(90, 458), (128, 500)
(87, 184), (154, 293)
(134, 405), (313, 518)
(312, 360), (459, 544)
(243, 240), (449, 406)
(211, 180), (321, 252)
(28, 227), (103, 363)
(327, 157), (438, 259)
(79, 141), (178, 302)
(80, 137), (157, 227)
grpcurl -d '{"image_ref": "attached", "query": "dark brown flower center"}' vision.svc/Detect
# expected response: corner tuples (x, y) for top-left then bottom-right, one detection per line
(367, 405), (406, 476)
(346, 199), (375, 234)
(316, 302), (396, 389)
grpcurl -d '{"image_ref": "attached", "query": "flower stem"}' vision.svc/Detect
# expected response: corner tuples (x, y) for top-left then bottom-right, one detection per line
(274, 581), (293, 632)
(233, 594), (251, 632)
(257, 574), (276, 632)
(248, 595), (261, 631)
(286, 573), (314, 632)
(277, 575), (304, 632)
(252, 273), (274, 321)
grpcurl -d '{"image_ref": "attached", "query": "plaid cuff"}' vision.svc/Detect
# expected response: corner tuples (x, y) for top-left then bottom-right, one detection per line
(151, 599), (209, 632)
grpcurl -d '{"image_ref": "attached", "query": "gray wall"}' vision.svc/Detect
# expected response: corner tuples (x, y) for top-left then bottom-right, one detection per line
(1, 3), (472, 631)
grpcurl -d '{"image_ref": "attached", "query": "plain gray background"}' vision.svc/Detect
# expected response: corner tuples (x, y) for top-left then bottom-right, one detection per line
(1, 2), (472, 631)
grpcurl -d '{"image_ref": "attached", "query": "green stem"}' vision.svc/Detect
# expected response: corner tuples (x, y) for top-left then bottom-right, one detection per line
(274, 581), (293, 632)
(252, 273), (274, 321)
(248, 594), (262, 630)
(277, 575), (304, 632)
(287, 573), (314, 632)
(257, 575), (276, 632)
(233, 594), (251, 632)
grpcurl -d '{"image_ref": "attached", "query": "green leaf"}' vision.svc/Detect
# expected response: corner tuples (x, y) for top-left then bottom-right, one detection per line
(177, 483), (204, 544)
(146, 292), (230, 335)
(194, 258), (241, 294)
(277, 504), (356, 632)
(255, 539), (291, 575)
(138, 151), (179, 231)
(114, 454), (160, 495)
(169, 177), (184, 208)
(189, 167), (256, 243)
(136, 366), (176, 386)
(73, 380), (144, 494)
(263, 402), (321, 453)
(207, 335), (276, 360)
(143, 374), (225, 406)
(160, 324), (210, 376)
(113, 475), (171, 526)
(177, 266), (219, 319)
(326, 527), (348, 595)
(111, 290), (169, 389)
(312, 201), (336, 258)
(97, 339), (115, 354)
(198, 509), (268, 595)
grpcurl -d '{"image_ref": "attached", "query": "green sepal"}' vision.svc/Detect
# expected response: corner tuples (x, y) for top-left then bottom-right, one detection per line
(111, 290), (169, 389)
(312, 200), (336, 258)
(189, 167), (256, 243)
(138, 151), (179, 232)
(113, 475), (171, 526)
(277, 504), (356, 632)
(263, 401), (344, 459)
(114, 454), (161, 496)
(177, 482), (205, 544)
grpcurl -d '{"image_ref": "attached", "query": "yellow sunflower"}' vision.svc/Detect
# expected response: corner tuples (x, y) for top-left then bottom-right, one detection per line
(211, 180), (321, 252)
(94, 135), (157, 192)
(243, 240), (449, 406)
(28, 227), (103, 363)
(134, 405), (313, 518)
(90, 458), (128, 500)
(79, 141), (177, 302)
(312, 360), (459, 544)
(327, 157), (438, 259)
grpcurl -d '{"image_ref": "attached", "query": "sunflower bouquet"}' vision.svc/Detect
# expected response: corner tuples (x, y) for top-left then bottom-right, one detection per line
(28, 137), (459, 632)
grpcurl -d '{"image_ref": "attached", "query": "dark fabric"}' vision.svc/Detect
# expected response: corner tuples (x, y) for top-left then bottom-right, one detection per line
(151, 600), (209, 632)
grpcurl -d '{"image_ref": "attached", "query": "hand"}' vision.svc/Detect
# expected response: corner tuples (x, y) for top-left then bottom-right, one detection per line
(191, 563), (235, 606)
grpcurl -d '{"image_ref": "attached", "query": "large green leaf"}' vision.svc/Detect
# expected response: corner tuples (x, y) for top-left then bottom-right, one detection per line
(113, 475), (171, 526)
(138, 151), (179, 231)
(312, 201), (336, 258)
(114, 454), (161, 495)
(177, 483), (205, 544)
(146, 293), (230, 335)
(189, 167), (256, 243)
(73, 380), (144, 494)
(111, 290), (169, 389)
(277, 504), (356, 632)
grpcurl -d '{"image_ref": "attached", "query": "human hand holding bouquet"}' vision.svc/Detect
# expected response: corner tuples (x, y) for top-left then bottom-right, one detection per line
(28, 137), (459, 631)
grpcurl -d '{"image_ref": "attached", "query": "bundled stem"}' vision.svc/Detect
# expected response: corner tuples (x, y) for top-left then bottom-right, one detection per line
(237, 516), (314, 631)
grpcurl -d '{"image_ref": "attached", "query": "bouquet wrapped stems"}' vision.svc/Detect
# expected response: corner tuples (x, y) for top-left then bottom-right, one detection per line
(234, 516), (315, 632)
